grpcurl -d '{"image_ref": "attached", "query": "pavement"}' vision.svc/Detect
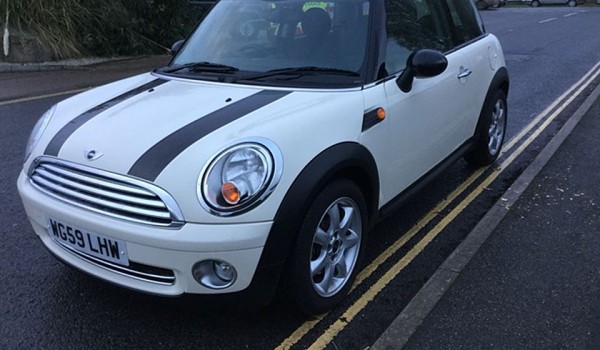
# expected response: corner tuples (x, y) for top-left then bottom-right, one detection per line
(0, 55), (170, 103)
(0, 55), (170, 74)
(2, 57), (599, 349)
(373, 83), (600, 349)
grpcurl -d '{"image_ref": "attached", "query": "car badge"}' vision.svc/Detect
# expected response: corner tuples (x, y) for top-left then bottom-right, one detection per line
(85, 150), (103, 161)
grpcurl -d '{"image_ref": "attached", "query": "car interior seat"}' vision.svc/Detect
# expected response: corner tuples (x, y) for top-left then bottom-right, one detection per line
(301, 7), (332, 40)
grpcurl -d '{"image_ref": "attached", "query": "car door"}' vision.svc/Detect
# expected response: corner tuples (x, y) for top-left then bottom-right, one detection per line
(378, 0), (474, 202)
(443, 0), (493, 138)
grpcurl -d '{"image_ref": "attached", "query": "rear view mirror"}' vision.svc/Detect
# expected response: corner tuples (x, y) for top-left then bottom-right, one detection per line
(397, 49), (448, 93)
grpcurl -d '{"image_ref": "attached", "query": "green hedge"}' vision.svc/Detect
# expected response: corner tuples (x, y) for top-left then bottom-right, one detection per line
(0, 0), (206, 58)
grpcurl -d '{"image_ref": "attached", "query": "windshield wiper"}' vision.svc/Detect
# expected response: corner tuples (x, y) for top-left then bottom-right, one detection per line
(162, 62), (239, 73)
(235, 66), (360, 82)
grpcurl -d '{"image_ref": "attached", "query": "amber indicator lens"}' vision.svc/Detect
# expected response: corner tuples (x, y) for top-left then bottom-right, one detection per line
(377, 108), (386, 120)
(221, 182), (240, 205)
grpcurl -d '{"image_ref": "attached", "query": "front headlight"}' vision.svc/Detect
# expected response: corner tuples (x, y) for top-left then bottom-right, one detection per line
(25, 105), (56, 162)
(199, 139), (283, 216)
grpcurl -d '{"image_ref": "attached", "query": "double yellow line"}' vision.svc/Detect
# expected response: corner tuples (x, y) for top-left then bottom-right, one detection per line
(277, 61), (600, 350)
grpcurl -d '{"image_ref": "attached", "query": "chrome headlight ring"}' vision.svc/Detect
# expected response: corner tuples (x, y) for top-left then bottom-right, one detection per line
(198, 138), (283, 216)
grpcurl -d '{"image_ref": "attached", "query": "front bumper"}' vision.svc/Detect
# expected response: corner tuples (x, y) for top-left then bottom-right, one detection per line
(17, 172), (272, 296)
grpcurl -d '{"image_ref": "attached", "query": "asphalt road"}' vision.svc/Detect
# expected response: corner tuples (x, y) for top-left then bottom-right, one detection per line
(1, 7), (599, 350)
(403, 93), (600, 350)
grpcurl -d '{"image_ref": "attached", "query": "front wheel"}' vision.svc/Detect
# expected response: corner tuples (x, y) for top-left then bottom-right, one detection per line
(530, 0), (540, 7)
(284, 179), (367, 315)
(464, 89), (508, 166)
(567, 0), (577, 7)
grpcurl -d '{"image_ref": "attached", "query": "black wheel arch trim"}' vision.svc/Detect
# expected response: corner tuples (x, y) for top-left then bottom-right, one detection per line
(242, 142), (380, 300)
(473, 67), (509, 140)
(264, 142), (379, 267)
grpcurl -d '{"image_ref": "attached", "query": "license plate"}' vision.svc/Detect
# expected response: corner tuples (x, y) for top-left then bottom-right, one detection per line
(47, 218), (129, 266)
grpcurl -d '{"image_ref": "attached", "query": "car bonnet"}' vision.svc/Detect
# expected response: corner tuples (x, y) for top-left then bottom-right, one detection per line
(36, 74), (291, 180)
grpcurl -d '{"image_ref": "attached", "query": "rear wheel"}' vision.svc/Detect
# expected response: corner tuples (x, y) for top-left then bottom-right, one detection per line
(530, 0), (540, 7)
(567, 0), (577, 7)
(465, 89), (507, 166)
(284, 179), (367, 315)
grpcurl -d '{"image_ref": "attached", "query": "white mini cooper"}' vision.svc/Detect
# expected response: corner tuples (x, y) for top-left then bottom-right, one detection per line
(18, 0), (508, 314)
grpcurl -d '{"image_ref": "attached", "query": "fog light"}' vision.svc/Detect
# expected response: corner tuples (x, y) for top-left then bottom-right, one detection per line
(214, 261), (235, 282)
(192, 260), (238, 290)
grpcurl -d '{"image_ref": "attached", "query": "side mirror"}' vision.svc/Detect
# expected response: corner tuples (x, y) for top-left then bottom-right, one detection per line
(170, 40), (185, 56)
(397, 49), (448, 93)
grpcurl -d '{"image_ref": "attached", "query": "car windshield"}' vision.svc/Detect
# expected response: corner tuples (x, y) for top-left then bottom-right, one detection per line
(168, 0), (372, 87)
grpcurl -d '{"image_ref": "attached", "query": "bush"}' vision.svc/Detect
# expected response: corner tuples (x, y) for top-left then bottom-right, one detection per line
(0, 0), (206, 59)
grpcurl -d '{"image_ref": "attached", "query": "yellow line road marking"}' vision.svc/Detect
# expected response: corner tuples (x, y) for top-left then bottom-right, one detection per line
(0, 88), (89, 107)
(306, 63), (600, 350)
(309, 163), (504, 349)
(277, 61), (600, 350)
(353, 168), (485, 288)
(276, 318), (323, 350)
(275, 168), (484, 350)
(503, 60), (600, 153)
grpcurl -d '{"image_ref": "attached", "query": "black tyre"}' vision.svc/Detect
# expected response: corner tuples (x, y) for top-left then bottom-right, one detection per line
(284, 179), (367, 315)
(464, 89), (508, 166)
(531, 0), (540, 7)
(567, 0), (577, 7)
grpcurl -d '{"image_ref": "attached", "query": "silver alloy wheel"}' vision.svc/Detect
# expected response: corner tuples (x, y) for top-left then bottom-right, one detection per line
(488, 98), (506, 157)
(310, 197), (362, 298)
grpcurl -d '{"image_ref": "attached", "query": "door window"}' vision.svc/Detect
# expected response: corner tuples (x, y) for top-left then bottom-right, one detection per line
(444, 0), (485, 46)
(384, 0), (454, 75)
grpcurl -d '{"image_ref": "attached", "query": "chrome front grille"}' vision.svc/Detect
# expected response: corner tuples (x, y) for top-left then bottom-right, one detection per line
(29, 157), (184, 227)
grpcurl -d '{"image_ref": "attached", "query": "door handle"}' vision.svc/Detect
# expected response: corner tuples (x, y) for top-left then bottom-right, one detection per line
(457, 67), (472, 79)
